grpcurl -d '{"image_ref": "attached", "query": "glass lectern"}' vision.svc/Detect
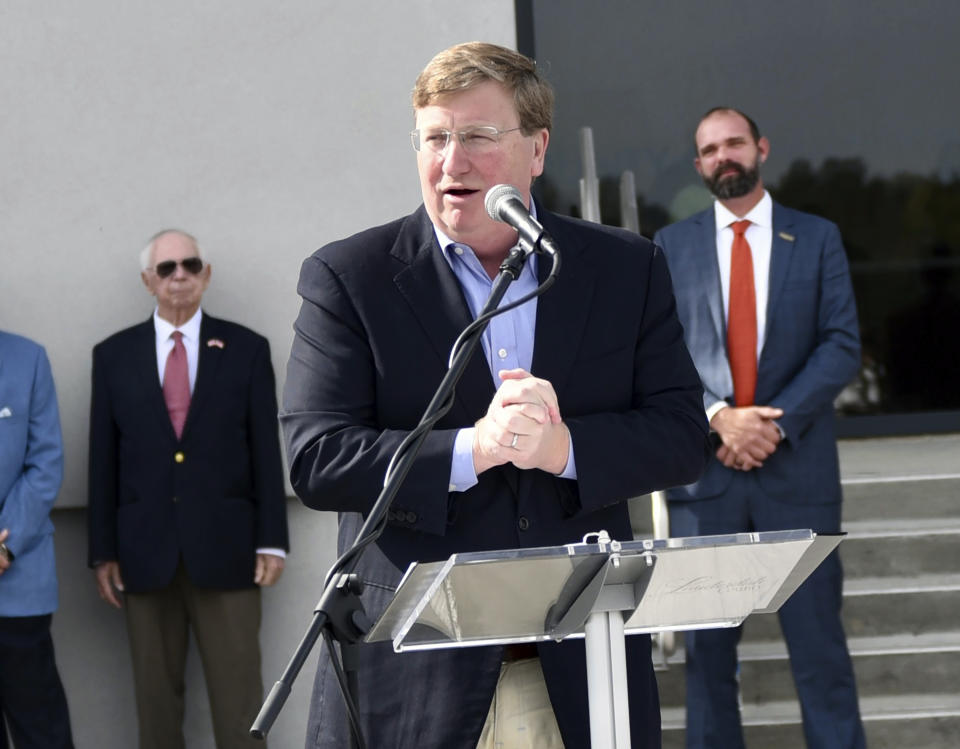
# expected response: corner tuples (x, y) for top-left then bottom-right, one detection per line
(366, 528), (842, 749)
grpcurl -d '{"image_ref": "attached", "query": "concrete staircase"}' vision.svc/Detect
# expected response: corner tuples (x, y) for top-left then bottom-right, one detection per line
(635, 434), (960, 748)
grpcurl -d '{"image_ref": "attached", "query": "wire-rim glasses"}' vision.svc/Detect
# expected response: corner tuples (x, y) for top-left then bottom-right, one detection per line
(410, 126), (523, 156)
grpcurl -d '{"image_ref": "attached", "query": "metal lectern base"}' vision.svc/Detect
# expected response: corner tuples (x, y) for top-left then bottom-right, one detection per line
(585, 609), (632, 748)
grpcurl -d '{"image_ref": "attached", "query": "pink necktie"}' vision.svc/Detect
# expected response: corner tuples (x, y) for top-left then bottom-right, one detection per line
(163, 331), (190, 439)
(728, 220), (757, 407)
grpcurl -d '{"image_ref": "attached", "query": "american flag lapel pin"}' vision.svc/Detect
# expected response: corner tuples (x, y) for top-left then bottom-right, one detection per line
(206, 338), (225, 349)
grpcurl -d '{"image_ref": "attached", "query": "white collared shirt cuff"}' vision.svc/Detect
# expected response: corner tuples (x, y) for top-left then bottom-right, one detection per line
(256, 548), (286, 558)
(706, 401), (729, 426)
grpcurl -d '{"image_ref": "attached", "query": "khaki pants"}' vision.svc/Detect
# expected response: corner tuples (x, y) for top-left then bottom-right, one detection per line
(124, 564), (264, 749)
(477, 657), (565, 749)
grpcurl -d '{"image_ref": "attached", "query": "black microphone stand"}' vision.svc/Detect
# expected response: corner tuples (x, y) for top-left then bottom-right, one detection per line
(251, 238), (560, 746)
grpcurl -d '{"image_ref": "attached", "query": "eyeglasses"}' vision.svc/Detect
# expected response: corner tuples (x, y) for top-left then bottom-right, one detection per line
(410, 126), (523, 156)
(150, 257), (204, 278)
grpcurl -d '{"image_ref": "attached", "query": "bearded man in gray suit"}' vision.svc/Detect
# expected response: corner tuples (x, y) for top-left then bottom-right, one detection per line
(654, 107), (866, 749)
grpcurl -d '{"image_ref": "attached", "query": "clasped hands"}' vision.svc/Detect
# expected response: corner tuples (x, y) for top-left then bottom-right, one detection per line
(711, 405), (784, 471)
(473, 368), (570, 476)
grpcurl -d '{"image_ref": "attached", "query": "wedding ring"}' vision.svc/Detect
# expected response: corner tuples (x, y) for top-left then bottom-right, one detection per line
(510, 433), (519, 449)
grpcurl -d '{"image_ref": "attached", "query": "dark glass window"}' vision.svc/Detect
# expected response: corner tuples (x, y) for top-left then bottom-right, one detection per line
(527, 0), (960, 434)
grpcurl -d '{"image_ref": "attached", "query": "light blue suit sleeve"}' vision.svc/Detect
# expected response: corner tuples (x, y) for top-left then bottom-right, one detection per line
(0, 345), (64, 558)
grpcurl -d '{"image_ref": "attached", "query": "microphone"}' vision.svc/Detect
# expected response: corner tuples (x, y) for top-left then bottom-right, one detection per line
(484, 184), (559, 256)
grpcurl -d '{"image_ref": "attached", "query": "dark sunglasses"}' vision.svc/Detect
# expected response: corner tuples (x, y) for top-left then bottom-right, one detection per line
(152, 257), (204, 278)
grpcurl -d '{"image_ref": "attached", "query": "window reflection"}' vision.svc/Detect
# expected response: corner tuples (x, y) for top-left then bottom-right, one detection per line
(530, 0), (960, 427)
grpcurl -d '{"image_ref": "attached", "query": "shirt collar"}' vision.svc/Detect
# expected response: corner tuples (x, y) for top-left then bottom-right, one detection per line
(714, 189), (772, 230)
(433, 199), (539, 279)
(153, 307), (203, 343)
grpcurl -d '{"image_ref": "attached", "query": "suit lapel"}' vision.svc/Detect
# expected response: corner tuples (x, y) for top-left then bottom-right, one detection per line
(530, 213), (595, 396)
(182, 312), (224, 439)
(766, 202), (796, 343)
(391, 209), (495, 421)
(694, 211), (726, 345)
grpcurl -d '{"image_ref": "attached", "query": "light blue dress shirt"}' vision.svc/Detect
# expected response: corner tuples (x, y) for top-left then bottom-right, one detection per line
(434, 214), (576, 493)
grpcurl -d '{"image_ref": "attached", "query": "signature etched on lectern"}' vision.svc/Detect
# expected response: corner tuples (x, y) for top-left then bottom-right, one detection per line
(666, 576), (767, 594)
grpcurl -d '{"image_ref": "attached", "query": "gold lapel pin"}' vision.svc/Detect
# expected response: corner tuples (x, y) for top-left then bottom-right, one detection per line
(778, 231), (795, 242)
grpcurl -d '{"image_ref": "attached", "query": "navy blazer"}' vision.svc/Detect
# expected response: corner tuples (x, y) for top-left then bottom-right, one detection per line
(282, 205), (710, 748)
(87, 313), (289, 592)
(654, 201), (861, 506)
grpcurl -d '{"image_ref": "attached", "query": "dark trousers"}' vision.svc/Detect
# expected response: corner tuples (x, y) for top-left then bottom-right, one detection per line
(669, 475), (867, 749)
(124, 563), (264, 749)
(0, 614), (74, 749)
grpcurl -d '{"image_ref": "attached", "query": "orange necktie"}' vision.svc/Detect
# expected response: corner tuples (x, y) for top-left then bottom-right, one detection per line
(728, 220), (757, 406)
(163, 331), (191, 438)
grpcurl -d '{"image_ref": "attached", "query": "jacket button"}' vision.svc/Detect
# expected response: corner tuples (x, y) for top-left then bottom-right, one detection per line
(174, 451), (185, 463)
(172, 496), (179, 503)
(518, 516), (530, 531)
(406, 511), (418, 524)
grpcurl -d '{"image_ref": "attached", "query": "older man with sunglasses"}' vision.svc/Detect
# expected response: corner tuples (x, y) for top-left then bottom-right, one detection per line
(87, 229), (289, 749)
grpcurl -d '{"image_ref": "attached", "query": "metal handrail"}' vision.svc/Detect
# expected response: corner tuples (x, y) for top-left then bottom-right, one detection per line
(578, 127), (675, 666)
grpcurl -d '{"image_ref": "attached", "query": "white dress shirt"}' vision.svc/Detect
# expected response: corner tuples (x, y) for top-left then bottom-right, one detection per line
(713, 189), (773, 357)
(153, 307), (202, 391)
(709, 191), (786, 436)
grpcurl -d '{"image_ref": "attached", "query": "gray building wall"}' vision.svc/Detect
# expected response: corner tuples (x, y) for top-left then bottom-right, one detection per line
(1, 2), (516, 746)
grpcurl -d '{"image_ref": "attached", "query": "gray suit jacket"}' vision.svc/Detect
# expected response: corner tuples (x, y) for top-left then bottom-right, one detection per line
(654, 201), (860, 505)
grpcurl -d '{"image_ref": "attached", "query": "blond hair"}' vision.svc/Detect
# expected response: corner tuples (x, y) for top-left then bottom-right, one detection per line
(412, 42), (553, 134)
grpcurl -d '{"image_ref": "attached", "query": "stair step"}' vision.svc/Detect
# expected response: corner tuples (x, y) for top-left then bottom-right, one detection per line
(839, 434), (960, 524)
(658, 629), (960, 666)
(661, 693), (960, 749)
(656, 644), (960, 706)
(661, 718), (960, 749)
(661, 692), (960, 730)
(843, 517), (960, 537)
(742, 576), (960, 640)
(844, 573), (960, 596)
(838, 435), (960, 480)
(630, 474), (960, 534)
(838, 530), (960, 577)
(842, 475), (960, 523)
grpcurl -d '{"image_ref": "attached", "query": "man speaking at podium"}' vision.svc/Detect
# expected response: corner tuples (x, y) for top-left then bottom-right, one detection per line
(281, 42), (709, 748)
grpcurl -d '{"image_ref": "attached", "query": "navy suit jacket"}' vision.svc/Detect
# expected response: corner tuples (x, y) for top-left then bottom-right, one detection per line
(0, 332), (63, 617)
(654, 201), (860, 506)
(87, 313), (289, 592)
(282, 205), (710, 748)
